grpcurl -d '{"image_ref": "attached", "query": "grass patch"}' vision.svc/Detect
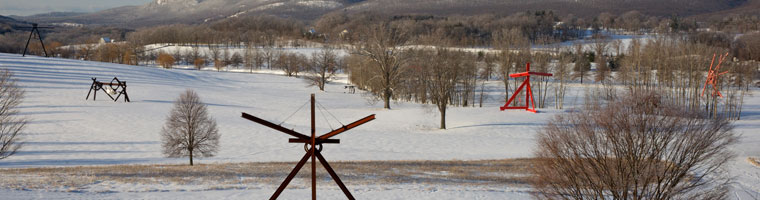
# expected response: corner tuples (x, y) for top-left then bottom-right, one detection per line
(749, 157), (760, 168)
(0, 159), (535, 192)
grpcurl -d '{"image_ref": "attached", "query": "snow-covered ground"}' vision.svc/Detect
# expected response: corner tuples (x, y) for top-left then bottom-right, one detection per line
(0, 185), (533, 200)
(0, 53), (758, 199)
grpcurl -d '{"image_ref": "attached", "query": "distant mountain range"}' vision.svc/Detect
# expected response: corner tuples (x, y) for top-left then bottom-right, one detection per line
(13, 0), (349, 27)
(1, 15), (30, 34)
(11, 0), (756, 27)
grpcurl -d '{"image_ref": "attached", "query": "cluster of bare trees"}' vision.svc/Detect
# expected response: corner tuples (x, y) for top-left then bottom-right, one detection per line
(318, 11), (585, 47)
(593, 11), (696, 33)
(48, 42), (144, 66)
(126, 15), (304, 48)
(707, 14), (760, 33)
(495, 32), (756, 120)
(348, 24), (487, 128)
(274, 51), (307, 77)
(0, 32), (27, 53)
(346, 21), (757, 130)
(78, 42), (314, 75)
(734, 32), (760, 61)
(350, 45), (483, 129)
(407, 48), (478, 129)
(611, 36), (757, 120)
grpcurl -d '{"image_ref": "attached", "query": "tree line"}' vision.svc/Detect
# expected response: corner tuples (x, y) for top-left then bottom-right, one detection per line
(345, 22), (758, 129)
(6, 9), (759, 56)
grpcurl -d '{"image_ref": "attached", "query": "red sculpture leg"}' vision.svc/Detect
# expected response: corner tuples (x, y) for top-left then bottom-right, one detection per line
(500, 63), (552, 113)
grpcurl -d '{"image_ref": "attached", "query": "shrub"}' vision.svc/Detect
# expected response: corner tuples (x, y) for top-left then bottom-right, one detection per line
(157, 52), (175, 69)
(532, 90), (736, 200)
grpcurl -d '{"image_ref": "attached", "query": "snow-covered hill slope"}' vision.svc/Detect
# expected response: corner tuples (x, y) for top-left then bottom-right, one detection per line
(0, 53), (552, 168)
(0, 53), (758, 199)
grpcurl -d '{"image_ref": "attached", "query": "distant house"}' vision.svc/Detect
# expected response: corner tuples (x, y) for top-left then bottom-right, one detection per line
(99, 37), (113, 44)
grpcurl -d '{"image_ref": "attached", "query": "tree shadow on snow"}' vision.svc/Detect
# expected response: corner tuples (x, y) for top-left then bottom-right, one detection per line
(0, 158), (159, 167)
(141, 99), (252, 109)
(13, 150), (144, 156)
(24, 141), (158, 146)
(448, 122), (544, 130)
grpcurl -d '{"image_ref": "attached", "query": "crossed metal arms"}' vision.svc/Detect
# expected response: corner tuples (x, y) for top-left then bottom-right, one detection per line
(241, 113), (374, 145)
(241, 102), (375, 200)
(702, 53), (729, 97)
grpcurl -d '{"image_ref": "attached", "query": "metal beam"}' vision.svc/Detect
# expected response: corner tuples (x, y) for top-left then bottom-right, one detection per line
(241, 112), (309, 139)
(270, 151), (313, 200)
(318, 114), (375, 139)
(289, 138), (340, 144)
(316, 152), (355, 200)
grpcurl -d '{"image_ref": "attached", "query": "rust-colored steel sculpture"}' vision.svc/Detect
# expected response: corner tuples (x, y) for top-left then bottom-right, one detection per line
(241, 94), (374, 200)
(702, 53), (729, 97)
(500, 62), (552, 113)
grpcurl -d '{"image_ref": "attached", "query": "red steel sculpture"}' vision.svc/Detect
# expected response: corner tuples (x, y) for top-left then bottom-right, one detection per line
(241, 94), (375, 200)
(500, 63), (552, 113)
(702, 53), (729, 97)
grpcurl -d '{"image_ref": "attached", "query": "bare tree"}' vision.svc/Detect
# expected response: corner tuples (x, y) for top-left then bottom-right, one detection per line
(215, 49), (229, 72)
(253, 47), (265, 70)
(554, 52), (571, 109)
(597, 12), (616, 30)
(306, 46), (338, 91)
(533, 52), (552, 108)
(244, 44), (256, 73)
(277, 52), (305, 77)
(229, 52), (243, 68)
(424, 49), (466, 129)
(172, 47), (184, 65)
(532, 89), (736, 200)
(190, 46), (203, 70)
(573, 42), (591, 84)
(263, 46), (276, 69)
(619, 38), (642, 86)
(208, 44), (221, 68)
(161, 90), (220, 166)
(592, 35), (611, 84)
(479, 54), (496, 107)
(494, 28), (530, 103)
(0, 70), (26, 160)
(459, 55), (479, 107)
(354, 23), (409, 109)
(77, 38), (98, 60)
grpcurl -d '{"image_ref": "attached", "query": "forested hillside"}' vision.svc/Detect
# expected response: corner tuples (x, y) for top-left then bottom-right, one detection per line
(15, 0), (751, 27)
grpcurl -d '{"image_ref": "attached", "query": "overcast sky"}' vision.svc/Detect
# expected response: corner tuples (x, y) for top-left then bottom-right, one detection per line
(0, 0), (152, 16)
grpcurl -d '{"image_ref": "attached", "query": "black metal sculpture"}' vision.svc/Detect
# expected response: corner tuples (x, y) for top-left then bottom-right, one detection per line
(86, 77), (130, 102)
(21, 23), (52, 57)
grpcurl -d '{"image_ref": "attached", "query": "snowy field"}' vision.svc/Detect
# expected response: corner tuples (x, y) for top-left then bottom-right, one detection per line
(0, 53), (758, 199)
